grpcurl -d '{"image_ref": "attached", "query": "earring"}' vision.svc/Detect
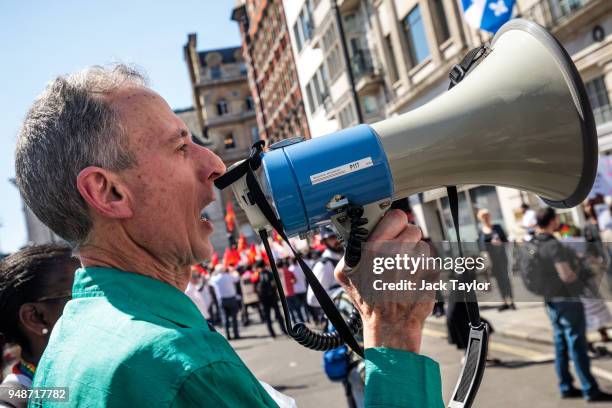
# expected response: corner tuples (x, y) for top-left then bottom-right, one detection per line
(42, 328), (49, 335)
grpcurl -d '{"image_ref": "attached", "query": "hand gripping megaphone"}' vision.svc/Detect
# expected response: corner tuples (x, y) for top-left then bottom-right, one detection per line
(215, 19), (597, 407)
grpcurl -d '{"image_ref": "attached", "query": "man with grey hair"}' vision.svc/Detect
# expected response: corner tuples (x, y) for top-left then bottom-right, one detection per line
(15, 64), (443, 407)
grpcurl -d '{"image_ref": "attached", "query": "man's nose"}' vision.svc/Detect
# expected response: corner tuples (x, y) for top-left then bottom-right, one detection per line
(198, 147), (226, 182)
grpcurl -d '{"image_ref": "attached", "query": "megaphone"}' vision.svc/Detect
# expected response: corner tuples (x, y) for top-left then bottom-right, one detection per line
(218, 19), (597, 243)
(214, 18), (597, 408)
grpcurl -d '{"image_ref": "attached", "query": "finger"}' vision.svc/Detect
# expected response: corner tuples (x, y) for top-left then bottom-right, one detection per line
(395, 224), (423, 243)
(369, 209), (408, 241)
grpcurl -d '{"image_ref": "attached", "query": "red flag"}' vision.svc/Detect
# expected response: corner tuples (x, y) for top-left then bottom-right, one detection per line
(225, 202), (236, 233)
(258, 245), (270, 265)
(247, 243), (257, 264)
(230, 247), (240, 266)
(193, 264), (206, 276)
(222, 248), (231, 268)
(211, 252), (219, 267)
(237, 234), (247, 252)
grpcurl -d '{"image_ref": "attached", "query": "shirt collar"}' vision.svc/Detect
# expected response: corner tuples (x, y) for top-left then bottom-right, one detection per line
(72, 267), (209, 330)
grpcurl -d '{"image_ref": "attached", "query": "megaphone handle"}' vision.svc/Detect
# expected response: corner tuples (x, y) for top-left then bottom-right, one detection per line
(331, 200), (388, 268)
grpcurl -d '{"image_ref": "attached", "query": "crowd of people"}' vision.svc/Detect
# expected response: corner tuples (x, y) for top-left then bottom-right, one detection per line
(183, 227), (344, 340)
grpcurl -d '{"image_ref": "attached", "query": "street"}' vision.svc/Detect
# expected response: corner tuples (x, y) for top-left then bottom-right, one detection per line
(233, 316), (612, 407)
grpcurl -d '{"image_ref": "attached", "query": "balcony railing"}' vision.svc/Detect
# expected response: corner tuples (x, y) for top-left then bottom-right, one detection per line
(594, 104), (612, 127)
(351, 49), (375, 81)
(520, 0), (596, 30)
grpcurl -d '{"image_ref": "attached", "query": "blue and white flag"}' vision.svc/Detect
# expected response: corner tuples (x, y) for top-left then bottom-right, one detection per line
(462, 0), (516, 33)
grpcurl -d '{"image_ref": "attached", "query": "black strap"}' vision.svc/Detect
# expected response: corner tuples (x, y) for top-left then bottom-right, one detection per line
(445, 48), (488, 328)
(214, 141), (265, 190)
(446, 186), (481, 327)
(448, 47), (487, 89)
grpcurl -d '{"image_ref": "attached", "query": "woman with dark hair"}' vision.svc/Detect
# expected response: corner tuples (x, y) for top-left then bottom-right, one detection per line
(0, 244), (77, 408)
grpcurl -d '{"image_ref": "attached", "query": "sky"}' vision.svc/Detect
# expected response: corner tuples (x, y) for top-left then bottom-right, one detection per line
(0, 1), (241, 253)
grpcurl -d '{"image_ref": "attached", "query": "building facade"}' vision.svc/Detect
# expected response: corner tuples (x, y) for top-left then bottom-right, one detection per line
(232, 0), (311, 144)
(183, 35), (260, 251)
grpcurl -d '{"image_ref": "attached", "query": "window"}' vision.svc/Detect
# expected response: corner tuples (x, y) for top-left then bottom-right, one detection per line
(239, 63), (247, 76)
(431, 0), (450, 44)
(384, 34), (399, 83)
(210, 65), (222, 79)
(301, 0), (314, 41)
(362, 95), (378, 114)
(322, 24), (342, 81)
(216, 99), (229, 116)
(326, 45), (342, 80)
(224, 133), (236, 149)
(293, 23), (303, 51)
(586, 76), (610, 110)
(306, 83), (315, 113)
(313, 76), (323, 105)
(245, 95), (254, 111)
(306, 65), (329, 113)
(314, 66), (328, 105)
(402, 5), (431, 67)
(293, 0), (314, 52)
(586, 76), (612, 125)
(251, 126), (260, 143)
(343, 12), (358, 33)
(338, 103), (356, 128)
(318, 65), (329, 95)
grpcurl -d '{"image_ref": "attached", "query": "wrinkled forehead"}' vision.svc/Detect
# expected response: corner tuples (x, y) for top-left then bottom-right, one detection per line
(109, 86), (185, 151)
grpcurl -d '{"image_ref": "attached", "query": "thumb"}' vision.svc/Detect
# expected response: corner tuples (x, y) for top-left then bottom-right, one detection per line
(334, 257), (350, 287)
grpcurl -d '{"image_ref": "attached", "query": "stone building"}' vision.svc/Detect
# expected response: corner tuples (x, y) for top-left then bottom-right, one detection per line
(232, 0), (311, 144)
(183, 34), (260, 251)
(284, 0), (387, 138)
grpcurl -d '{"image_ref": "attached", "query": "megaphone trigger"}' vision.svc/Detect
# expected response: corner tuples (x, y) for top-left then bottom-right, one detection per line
(329, 198), (390, 269)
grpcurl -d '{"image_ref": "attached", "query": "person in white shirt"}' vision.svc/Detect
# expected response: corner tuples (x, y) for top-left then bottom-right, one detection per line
(521, 203), (537, 241)
(307, 226), (344, 324)
(210, 266), (241, 340)
(185, 270), (212, 321)
(288, 258), (309, 322)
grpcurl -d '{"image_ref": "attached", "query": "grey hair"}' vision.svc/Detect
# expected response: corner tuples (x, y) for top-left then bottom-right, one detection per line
(15, 64), (148, 247)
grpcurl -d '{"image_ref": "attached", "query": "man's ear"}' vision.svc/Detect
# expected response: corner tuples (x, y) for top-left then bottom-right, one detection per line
(76, 166), (133, 219)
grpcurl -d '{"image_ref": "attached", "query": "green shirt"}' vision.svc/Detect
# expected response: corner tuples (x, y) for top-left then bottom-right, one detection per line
(30, 267), (443, 407)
